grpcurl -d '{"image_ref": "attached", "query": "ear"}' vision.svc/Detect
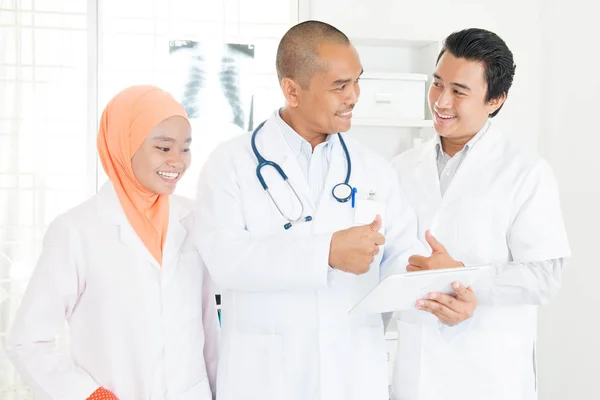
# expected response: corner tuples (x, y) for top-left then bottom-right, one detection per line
(281, 77), (301, 108)
(486, 92), (506, 115)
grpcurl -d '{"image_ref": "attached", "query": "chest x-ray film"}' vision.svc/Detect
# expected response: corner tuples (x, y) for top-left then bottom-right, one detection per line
(168, 40), (255, 199)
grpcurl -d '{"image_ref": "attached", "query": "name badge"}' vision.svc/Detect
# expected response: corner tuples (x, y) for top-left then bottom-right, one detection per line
(354, 190), (386, 232)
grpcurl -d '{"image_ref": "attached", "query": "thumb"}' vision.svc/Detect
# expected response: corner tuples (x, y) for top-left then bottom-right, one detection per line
(426, 230), (446, 254)
(369, 214), (382, 232)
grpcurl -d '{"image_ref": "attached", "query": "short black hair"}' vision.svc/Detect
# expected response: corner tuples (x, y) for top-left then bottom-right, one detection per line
(276, 20), (350, 89)
(437, 28), (516, 117)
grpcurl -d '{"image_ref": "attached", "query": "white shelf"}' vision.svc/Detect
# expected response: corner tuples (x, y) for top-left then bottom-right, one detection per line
(352, 118), (433, 128)
(351, 37), (440, 49)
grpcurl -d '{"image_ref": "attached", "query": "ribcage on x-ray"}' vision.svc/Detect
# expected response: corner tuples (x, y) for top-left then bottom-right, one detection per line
(174, 42), (254, 132)
(180, 53), (206, 119)
(220, 55), (245, 130)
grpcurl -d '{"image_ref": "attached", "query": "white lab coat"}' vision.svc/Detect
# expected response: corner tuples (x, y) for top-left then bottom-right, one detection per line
(195, 113), (422, 400)
(6, 182), (220, 400)
(390, 123), (571, 400)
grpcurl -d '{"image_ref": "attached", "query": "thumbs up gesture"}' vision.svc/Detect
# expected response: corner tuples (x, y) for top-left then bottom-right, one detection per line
(406, 230), (464, 272)
(329, 215), (385, 275)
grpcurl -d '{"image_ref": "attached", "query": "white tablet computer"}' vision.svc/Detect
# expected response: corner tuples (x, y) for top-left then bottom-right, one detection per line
(349, 266), (492, 315)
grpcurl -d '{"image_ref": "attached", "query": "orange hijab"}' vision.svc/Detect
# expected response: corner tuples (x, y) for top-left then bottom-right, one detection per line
(97, 86), (188, 265)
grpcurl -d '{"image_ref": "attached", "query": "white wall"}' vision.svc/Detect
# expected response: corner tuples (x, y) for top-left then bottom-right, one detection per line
(537, 0), (600, 399)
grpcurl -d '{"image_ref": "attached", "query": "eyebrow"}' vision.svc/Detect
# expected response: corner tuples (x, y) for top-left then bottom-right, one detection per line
(433, 73), (471, 91)
(332, 69), (364, 86)
(152, 135), (192, 143)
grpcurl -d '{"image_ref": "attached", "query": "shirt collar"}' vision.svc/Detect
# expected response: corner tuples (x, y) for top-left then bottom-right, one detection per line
(435, 119), (491, 159)
(275, 109), (333, 156)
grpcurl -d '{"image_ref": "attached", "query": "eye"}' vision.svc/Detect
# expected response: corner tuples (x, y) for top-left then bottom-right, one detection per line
(182, 147), (190, 153)
(156, 147), (170, 152)
(454, 89), (465, 96)
(432, 81), (442, 88)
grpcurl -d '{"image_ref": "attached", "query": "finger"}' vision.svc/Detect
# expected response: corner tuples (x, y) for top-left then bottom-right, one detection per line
(372, 232), (386, 245)
(427, 292), (461, 313)
(371, 245), (380, 256)
(369, 214), (382, 232)
(406, 264), (422, 272)
(416, 299), (461, 322)
(408, 255), (429, 268)
(452, 282), (477, 302)
(430, 309), (453, 325)
(425, 230), (447, 254)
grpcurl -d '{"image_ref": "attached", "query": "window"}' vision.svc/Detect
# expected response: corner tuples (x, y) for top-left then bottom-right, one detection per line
(0, 1), (93, 396)
(0, 0), (297, 397)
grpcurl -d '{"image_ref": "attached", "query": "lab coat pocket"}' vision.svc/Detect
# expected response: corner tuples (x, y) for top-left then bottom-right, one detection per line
(178, 376), (212, 400)
(234, 291), (278, 334)
(228, 333), (283, 400)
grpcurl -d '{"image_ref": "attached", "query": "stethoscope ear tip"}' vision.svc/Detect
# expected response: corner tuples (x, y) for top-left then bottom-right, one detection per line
(283, 216), (312, 230)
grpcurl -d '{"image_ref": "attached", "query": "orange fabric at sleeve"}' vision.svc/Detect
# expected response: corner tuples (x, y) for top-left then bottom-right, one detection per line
(86, 387), (119, 400)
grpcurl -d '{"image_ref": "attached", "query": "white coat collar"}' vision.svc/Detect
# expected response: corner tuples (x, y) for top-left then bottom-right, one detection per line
(415, 122), (505, 202)
(96, 181), (192, 268)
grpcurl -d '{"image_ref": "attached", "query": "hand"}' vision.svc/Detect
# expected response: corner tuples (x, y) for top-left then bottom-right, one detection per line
(329, 215), (385, 275)
(415, 281), (478, 326)
(406, 230), (463, 272)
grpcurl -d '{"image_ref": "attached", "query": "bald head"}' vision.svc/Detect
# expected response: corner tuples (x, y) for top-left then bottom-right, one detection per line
(276, 20), (351, 89)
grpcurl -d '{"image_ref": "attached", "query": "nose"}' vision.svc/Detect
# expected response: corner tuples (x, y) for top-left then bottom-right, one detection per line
(347, 81), (360, 105)
(167, 152), (185, 169)
(434, 88), (453, 110)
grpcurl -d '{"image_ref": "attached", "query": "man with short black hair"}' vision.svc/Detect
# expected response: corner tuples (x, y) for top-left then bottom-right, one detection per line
(391, 28), (570, 400)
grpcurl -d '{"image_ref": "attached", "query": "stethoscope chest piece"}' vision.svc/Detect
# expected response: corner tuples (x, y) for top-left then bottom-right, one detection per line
(332, 182), (353, 203)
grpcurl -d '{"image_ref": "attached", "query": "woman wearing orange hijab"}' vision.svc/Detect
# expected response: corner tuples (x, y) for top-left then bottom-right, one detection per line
(7, 86), (220, 400)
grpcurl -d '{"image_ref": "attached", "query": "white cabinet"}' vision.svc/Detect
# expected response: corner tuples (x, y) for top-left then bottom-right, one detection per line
(354, 73), (428, 121)
(352, 37), (440, 123)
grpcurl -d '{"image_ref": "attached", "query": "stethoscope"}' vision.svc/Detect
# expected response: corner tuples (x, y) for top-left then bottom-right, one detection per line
(251, 120), (353, 230)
